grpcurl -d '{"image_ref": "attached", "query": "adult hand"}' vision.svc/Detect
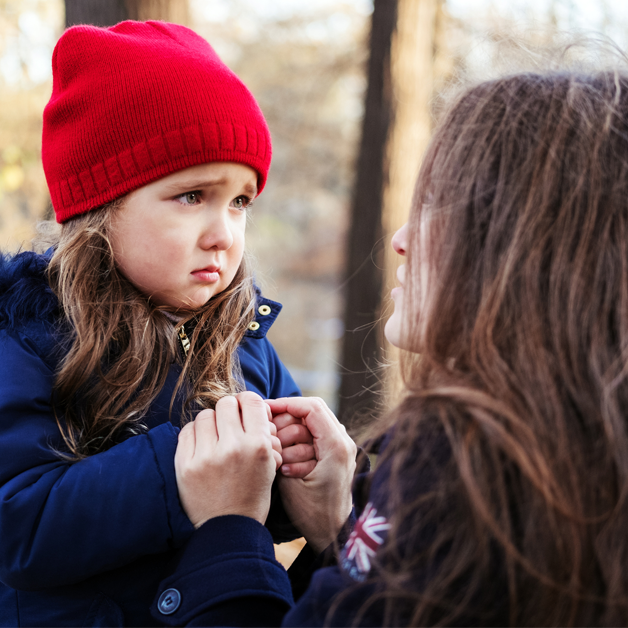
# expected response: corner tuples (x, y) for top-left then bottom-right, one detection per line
(267, 397), (357, 553)
(273, 411), (316, 478)
(175, 391), (282, 528)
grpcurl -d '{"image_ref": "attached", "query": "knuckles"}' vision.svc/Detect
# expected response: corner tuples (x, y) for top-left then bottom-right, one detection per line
(308, 397), (328, 414)
(270, 435), (282, 453)
(215, 395), (239, 411)
(272, 412), (299, 430)
(282, 442), (314, 461)
(277, 423), (310, 446)
(196, 408), (216, 421)
(223, 439), (274, 466)
(237, 390), (266, 408)
(329, 431), (357, 463)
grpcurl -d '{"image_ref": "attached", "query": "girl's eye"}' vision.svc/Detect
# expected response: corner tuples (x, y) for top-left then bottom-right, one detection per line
(178, 191), (201, 205)
(231, 195), (252, 210)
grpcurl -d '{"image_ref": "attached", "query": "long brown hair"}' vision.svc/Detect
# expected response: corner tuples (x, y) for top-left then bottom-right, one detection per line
(46, 200), (255, 458)
(357, 69), (628, 625)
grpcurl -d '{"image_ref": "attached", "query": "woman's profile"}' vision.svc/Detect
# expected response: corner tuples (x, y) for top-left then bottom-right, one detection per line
(154, 62), (628, 627)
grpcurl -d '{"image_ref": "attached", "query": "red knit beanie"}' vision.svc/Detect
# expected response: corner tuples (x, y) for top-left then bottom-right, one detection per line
(43, 21), (272, 223)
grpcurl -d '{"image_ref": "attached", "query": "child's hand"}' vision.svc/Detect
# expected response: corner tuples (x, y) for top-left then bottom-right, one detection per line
(272, 409), (316, 478)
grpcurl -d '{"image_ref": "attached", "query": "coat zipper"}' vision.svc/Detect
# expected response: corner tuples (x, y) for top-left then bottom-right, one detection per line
(177, 324), (190, 358)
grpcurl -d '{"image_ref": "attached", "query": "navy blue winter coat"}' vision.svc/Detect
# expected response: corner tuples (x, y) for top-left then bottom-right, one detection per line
(151, 428), (510, 627)
(0, 250), (301, 627)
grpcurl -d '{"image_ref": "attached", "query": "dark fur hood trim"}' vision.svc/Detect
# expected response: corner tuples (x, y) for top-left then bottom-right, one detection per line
(0, 250), (59, 333)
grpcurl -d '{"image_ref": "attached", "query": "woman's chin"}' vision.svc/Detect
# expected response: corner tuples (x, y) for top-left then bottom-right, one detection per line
(385, 316), (420, 353)
(384, 316), (403, 348)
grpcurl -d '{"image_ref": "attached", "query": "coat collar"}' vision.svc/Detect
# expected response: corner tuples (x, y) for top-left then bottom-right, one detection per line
(245, 288), (282, 339)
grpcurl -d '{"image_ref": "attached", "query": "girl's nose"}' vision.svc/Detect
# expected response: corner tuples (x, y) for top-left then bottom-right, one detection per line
(200, 214), (234, 250)
(392, 223), (408, 256)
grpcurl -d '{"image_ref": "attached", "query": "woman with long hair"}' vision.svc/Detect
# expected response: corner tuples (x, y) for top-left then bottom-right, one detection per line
(153, 66), (628, 626)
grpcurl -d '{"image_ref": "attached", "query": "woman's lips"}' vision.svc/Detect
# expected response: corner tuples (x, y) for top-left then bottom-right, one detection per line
(391, 264), (405, 297)
(191, 266), (220, 283)
(396, 264), (406, 285)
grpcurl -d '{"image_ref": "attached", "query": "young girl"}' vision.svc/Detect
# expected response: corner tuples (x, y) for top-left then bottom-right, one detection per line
(0, 20), (313, 627)
(156, 66), (628, 626)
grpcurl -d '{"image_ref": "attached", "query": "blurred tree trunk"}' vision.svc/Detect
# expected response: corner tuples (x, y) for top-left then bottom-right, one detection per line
(126, 0), (189, 24)
(65, 0), (127, 27)
(381, 0), (444, 404)
(338, 0), (443, 425)
(65, 0), (188, 28)
(337, 0), (397, 425)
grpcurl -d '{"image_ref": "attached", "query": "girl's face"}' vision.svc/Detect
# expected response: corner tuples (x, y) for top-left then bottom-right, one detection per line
(110, 162), (257, 310)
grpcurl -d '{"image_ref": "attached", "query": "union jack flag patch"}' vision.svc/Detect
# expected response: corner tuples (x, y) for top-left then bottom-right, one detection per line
(340, 502), (391, 581)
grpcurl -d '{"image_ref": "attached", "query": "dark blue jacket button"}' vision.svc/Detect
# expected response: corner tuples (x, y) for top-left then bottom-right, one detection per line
(157, 588), (181, 615)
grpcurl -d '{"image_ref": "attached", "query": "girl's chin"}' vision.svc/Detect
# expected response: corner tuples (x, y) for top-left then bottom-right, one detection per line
(151, 293), (211, 312)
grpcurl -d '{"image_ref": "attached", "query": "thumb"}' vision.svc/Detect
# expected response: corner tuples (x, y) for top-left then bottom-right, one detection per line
(302, 402), (345, 457)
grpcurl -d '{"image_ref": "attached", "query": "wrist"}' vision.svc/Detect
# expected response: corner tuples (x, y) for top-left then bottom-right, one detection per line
(304, 501), (353, 553)
(305, 534), (334, 555)
(187, 502), (270, 529)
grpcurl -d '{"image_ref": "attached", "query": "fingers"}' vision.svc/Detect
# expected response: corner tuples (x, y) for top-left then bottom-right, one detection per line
(177, 420), (196, 454)
(272, 398), (341, 444)
(179, 408), (215, 463)
(214, 396), (241, 449)
(273, 412), (303, 432)
(235, 392), (282, 473)
(271, 434), (282, 457)
(276, 423), (313, 448)
(174, 420), (196, 477)
(236, 391), (272, 435)
(192, 408), (218, 439)
(281, 459), (316, 478)
(268, 398), (355, 472)
(281, 442), (315, 464)
(267, 397), (339, 434)
(196, 394), (287, 476)
(176, 393), (282, 527)
(269, 423), (282, 471)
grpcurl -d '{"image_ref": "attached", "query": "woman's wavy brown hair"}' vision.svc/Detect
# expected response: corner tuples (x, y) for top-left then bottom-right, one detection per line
(46, 201), (255, 458)
(354, 68), (628, 626)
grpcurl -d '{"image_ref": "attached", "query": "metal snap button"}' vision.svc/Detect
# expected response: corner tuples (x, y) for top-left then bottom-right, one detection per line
(258, 304), (272, 316)
(157, 588), (181, 615)
(248, 321), (260, 331)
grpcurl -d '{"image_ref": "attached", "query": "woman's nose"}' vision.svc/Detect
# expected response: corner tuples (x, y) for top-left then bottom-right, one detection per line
(392, 222), (408, 256)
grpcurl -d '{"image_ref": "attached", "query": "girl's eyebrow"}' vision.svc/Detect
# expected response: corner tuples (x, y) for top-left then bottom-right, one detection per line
(164, 178), (258, 196)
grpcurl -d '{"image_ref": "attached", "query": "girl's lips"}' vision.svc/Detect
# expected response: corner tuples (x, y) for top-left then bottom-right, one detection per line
(191, 267), (220, 283)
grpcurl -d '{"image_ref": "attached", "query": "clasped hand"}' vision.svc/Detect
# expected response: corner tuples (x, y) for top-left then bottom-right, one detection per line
(175, 392), (356, 552)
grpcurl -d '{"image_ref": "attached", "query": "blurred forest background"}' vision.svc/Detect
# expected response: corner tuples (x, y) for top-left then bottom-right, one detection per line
(1, 0), (628, 422)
